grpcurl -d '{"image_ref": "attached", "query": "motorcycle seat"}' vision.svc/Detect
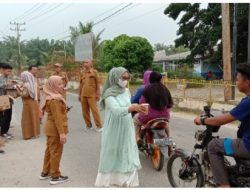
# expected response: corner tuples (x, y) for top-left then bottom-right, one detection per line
(142, 118), (169, 130)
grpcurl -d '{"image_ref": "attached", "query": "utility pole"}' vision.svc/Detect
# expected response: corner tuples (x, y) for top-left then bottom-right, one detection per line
(222, 3), (233, 101)
(232, 3), (237, 100)
(10, 21), (25, 75)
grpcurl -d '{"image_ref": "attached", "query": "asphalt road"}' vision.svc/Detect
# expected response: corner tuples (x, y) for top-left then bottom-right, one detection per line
(0, 93), (237, 187)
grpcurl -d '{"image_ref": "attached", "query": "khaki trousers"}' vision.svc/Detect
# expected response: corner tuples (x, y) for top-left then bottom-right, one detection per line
(42, 136), (63, 177)
(81, 97), (102, 128)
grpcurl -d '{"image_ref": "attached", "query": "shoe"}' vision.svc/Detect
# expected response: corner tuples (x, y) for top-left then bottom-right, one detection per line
(50, 176), (69, 185)
(6, 133), (14, 138)
(95, 128), (103, 132)
(2, 134), (12, 140)
(39, 172), (50, 180)
(0, 150), (5, 154)
(84, 125), (93, 131)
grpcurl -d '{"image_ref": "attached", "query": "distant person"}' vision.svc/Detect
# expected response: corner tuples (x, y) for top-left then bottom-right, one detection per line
(39, 75), (69, 185)
(205, 71), (213, 80)
(78, 59), (102, 132)
(0, 63), (7, 153)
(95, 67), (146, 187)
(0, 64), (14, 140)
(53, 63), (69, 100)
(131, 70), (152, 104)
(28, 65), (43, 121)
(133, 71), (173, 144)
(19, 71), (40, 140)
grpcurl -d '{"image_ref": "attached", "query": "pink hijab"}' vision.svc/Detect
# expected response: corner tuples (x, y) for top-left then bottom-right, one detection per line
(40, 75), (66, 110)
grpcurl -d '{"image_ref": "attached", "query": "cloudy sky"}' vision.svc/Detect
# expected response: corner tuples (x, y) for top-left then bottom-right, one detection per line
(0, 1), (183, 46)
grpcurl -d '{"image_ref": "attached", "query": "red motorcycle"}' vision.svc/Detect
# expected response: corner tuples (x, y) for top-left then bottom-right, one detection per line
(137, 118), (176, 171)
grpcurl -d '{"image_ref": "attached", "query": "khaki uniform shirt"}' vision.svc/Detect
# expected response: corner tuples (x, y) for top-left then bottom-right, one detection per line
(80, 68), (100, 98)
(44, 100), (68, 137)
(53, 71), (69, 87)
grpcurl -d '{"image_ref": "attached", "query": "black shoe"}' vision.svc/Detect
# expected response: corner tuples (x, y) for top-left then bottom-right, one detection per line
(0, 150), (5, 154)
(39, 172), (50, 180)
(50, 176), (69, 185)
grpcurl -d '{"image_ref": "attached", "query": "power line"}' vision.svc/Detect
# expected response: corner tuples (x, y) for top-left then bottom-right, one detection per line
(87, 3), (125, 22)
(30, 4), (73, 26)
(47, 4), (128, 40)
(26, 4), (63, 22)
(55, 3), (134, 41)
(11, 4), (46, 22)
(110, 5), (166, 29)
(93, 3), (133, 26)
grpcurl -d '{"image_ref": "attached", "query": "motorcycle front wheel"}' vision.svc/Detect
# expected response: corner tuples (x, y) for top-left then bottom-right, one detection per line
(151, 146), (164, 171)
(167, 153), (204, 187)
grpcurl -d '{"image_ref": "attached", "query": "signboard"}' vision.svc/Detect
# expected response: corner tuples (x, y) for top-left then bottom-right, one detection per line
(74, 33), (94, 62)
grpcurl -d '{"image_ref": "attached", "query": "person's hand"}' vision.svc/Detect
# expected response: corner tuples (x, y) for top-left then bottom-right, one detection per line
(194, 117), (202, 125)
(59, 134), (67, 144)
(130, 104), (147, 114)
(78, 96), (82, 102)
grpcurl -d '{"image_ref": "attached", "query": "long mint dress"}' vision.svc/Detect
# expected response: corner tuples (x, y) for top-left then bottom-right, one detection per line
(95, 89), (141, 187)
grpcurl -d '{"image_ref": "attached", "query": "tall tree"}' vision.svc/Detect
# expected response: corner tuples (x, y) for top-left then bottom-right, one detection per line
(164, 3), (249, 64)
(100, 34), (154, 73)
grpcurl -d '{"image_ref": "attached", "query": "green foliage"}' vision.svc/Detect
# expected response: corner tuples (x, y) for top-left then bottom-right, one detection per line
(151, 64), (163, 73)
(164, 3), (249, 64)
(100, 34), (154, 73)
(167, 66), (203, 80)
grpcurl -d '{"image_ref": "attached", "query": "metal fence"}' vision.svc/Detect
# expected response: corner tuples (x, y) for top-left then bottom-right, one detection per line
(38, 69), (244, 104)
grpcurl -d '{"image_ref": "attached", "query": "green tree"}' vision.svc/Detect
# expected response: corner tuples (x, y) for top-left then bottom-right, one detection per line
(164, 3), (222, 63)
(0, 36), (26, 68)
(164, 3), (249, 64)
(100, 34), (154, 73)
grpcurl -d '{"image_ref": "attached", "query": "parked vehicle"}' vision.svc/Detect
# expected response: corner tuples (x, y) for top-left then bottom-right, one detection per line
(167, 106), (250, 187)
(138, 118), (176, 171)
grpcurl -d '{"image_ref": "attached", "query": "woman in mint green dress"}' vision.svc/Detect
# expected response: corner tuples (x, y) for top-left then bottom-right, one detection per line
(95, 67), (146, 187)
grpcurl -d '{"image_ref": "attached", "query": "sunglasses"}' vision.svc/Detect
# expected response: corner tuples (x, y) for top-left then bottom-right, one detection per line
(121, 76), (130, 80)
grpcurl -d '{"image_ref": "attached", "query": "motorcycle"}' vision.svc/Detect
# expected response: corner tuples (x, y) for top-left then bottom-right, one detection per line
(167, 106), (250, 187)
(138, 118), (176, 171)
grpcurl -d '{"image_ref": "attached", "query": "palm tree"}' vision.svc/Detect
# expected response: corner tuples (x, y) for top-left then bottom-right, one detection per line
(1, 36), (26, 69)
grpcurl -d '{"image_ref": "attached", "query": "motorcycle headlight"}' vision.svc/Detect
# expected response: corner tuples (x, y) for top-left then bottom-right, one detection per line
(194, 130), (204, 141)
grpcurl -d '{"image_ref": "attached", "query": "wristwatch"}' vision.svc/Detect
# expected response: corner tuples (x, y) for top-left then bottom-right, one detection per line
(201, 117), (207, 125)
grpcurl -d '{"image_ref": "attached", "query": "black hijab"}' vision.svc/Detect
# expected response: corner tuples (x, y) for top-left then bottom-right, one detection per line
(142, 71), (173, 110)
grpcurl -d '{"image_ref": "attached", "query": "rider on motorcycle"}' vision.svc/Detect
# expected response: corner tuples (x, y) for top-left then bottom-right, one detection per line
(194, 63), (250, 187)
(133, 71), (173, 144)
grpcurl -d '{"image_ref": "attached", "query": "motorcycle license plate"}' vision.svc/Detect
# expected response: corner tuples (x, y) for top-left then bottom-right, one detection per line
(154, 138), (173, 146)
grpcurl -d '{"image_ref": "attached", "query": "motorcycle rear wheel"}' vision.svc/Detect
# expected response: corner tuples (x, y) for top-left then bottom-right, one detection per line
(167, 153), (204, 187)
(151, 146), (164, 171)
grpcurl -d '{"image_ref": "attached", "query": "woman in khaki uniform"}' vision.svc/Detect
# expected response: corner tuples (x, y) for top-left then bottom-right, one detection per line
(39, 75), (69, 185)
(19, 71), (40, 140)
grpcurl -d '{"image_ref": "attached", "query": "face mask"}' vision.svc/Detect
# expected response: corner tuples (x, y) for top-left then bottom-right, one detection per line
(118, 79), (128, 88)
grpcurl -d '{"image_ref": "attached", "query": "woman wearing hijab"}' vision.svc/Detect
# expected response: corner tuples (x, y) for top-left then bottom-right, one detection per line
(131, 70), (152, 104)
(39, 75), (69, 185)
(20, 71), (40, 140)
(133, 71), (173, 143)
(95, 67), (146, 187)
